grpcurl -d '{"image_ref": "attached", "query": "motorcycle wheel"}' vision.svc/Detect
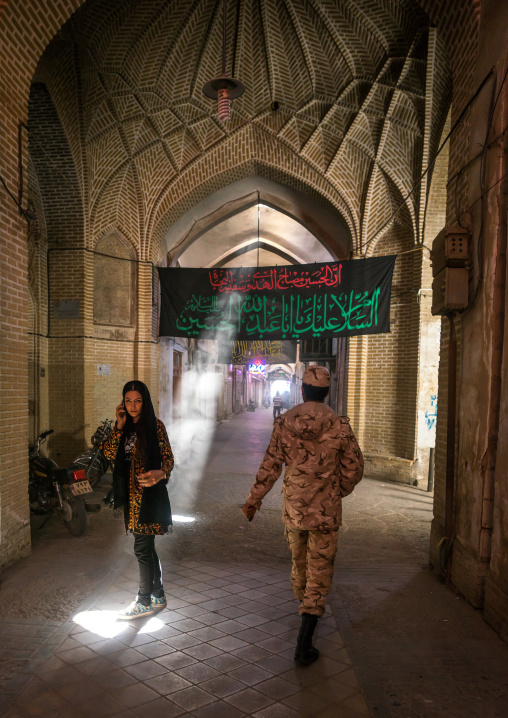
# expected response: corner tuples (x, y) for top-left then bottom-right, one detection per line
(62, 495), (87, 536)
(74, 451), (109, 488)
(87, 459), (108, 488)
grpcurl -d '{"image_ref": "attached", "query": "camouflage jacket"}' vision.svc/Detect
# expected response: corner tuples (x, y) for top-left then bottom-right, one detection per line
(246, 402), (364, 530)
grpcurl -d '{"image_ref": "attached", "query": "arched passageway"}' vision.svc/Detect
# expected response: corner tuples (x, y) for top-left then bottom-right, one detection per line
(157, 175), (343, 440)
(22, 0), (450, 487)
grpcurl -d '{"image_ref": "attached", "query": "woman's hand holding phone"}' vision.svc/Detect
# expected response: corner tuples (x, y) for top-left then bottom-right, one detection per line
(115, 401), (127, 431)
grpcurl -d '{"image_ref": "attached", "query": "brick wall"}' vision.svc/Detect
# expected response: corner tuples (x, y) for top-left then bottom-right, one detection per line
(348, 224), (421, 480)
(423, 0), (508, 643)
(0, 0), (86, 568)
(27, 155), (49, 445)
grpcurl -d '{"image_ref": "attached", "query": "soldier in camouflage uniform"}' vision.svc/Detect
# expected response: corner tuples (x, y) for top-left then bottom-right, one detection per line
(242, 366), (363, 665)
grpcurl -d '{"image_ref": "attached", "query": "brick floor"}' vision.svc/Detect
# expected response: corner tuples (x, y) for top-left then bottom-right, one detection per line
(1, 409), (508, 716)
(1, 555), (367, 717)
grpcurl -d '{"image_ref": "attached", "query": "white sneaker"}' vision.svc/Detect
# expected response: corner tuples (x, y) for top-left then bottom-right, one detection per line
(117, 600), (155, 620)
(151, 593), (167, 609)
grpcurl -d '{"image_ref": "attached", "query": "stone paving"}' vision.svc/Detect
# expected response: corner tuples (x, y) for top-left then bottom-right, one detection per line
(1, 408), (508, 717)
(27, 558), (362, 718)
(332, 480), (508, 718)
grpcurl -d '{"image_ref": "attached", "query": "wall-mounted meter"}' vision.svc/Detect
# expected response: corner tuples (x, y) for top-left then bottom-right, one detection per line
(431, 226), (471, 315)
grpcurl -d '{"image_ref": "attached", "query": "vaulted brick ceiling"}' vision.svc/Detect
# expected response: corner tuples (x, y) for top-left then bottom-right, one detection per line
(33, 0), (450, 258)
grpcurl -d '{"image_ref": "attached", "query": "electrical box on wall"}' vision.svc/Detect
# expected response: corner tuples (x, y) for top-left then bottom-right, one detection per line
(431, 226), (471, 315)
(432, 268), (469, 314)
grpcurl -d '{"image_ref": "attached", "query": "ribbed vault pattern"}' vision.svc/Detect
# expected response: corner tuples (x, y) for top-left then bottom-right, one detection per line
(33, 0), (451, 258)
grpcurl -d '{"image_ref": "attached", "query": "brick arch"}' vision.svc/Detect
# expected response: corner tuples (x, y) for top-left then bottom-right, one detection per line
(91, 167), (142, 253)
(149, 159), (353, 265)
(147, 140), (356, 256)
(85, 122), (357, 259)
(422, 108), (451, 245)
(212, 239), (302, 268)
(28, 83), (84, 247)
(93, 225), (138, 254)
(26, 0), (459, 269)
(416, 0), (479, 225)
(164, 188), (342, 267)
(0, 1), (86, 103)
(362, 166), (414, 255)
(5, 0), (472, 104)
(0, 3), (475, 133)
(5, 0), (475, 233)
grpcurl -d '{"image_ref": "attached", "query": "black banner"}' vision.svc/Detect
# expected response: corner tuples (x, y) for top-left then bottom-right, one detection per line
(158, 257), (396, 341)
(218, 340), (297, 365)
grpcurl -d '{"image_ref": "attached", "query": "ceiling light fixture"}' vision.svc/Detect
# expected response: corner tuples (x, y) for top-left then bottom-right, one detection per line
(202, 0), (245, 122)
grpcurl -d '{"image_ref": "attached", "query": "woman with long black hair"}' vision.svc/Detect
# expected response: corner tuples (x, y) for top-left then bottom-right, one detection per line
(102, 380), (174, 619)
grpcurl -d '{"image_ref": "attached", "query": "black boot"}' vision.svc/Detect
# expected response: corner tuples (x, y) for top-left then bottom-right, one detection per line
(294, 613), (319, 666)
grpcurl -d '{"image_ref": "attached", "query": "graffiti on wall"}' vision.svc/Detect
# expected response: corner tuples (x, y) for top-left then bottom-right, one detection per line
(425, 395), (437, 430)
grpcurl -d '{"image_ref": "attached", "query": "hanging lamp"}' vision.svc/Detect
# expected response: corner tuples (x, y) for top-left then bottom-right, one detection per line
(202, 0), (245, 122)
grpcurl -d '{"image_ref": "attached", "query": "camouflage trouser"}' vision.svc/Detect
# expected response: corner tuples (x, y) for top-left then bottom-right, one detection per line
(284, 526), (339, 617)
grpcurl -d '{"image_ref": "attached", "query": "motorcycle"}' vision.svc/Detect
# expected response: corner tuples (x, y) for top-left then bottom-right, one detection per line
(29, 429), (91, 536)
(247, 399), (256, 412)
(74, 419), (113, 488)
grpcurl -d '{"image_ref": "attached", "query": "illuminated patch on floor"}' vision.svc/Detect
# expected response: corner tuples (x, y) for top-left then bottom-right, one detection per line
(172, 514), (196, 523)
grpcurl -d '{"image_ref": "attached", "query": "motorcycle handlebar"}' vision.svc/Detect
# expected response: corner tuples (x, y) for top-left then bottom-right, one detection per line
(39, 429), (54, 439)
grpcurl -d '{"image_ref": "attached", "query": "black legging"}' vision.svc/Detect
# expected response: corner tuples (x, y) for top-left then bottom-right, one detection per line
(133, 534), (163, 605)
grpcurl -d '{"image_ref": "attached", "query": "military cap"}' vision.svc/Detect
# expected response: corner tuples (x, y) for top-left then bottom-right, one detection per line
(302, 366), (330, 387)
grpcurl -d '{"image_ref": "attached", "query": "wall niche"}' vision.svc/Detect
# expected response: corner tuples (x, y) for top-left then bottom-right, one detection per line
(94, 234), (136, 327)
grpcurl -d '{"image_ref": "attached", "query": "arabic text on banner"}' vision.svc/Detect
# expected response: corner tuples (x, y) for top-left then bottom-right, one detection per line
(158, 257), (396, 341)
(218, 340), (297, 365)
